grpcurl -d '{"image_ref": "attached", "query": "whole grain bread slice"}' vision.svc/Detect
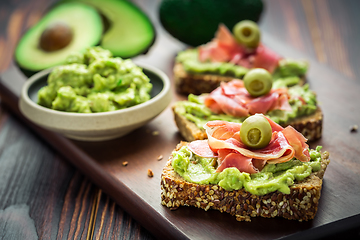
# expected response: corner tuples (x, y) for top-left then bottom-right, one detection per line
(174, 62), (306, 95)
(174, 62), (237, 95)
(161, 142), (330, 222)
(172, 104), (323, 142)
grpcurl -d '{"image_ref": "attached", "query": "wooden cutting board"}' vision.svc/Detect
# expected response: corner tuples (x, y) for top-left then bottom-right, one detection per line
(1, 26), (360, 240)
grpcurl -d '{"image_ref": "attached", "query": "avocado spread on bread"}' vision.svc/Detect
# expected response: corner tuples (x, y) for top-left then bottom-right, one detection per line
(172, 145), (323, 195)
(174, 84), (317, 129)
(177, 49), (308, 86)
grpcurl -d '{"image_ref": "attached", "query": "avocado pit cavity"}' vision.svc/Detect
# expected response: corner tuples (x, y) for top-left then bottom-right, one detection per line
(39, 21), (73, 52)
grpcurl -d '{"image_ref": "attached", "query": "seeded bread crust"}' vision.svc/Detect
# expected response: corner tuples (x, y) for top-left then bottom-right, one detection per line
(174, 62), (236, 95)
(161, 142), (330, 222)
(172, 104), (323, 142)
(174, 62), (306, 95)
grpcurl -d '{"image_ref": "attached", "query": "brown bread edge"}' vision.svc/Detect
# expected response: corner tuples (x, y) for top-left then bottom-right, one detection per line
(161, 142), (330, 222)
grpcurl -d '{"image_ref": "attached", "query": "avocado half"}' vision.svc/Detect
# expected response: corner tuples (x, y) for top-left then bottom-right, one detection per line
(15, 2), (103, 71)
(159, 0), (264, 46)
(63, 0), (155, 58)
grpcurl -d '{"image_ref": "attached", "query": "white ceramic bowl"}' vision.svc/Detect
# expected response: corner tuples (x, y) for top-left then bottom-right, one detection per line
(19, 64), (171, 141)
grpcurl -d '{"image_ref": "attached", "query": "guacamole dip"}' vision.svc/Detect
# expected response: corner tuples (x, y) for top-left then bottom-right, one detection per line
(174, 84), (317, 129)
(176, 49), (308, 86)
(38, 47), (152, 113)
(172, 145), (323, 195)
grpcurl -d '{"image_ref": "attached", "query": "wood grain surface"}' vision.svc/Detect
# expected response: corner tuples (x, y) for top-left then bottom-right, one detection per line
(0, 0), (360, 239)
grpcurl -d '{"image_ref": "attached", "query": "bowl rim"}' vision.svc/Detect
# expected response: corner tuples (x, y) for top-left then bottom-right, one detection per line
(20, 63), (171, 118)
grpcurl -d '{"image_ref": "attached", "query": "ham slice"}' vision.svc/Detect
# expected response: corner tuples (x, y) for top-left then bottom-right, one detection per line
(205, 126), (295, 163)
(247, 92), (279, 115)
(217, 149), (256, 173)
(199, 24), (245, 63)
(281, 126), (310, 162)
(221, 80), (247, 95)
(205, 94), (249, 116)
(188, 140), (217, 158)
(204, 80), (291, 117)
(264, 115), (284, 132)
(186, 116), (310, 174)
(198, 24), (281, 72)
(199, 42), (230, 63)
(253, 45), (282, 73)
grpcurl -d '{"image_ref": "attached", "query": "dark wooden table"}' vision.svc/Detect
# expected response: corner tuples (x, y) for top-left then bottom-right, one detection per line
(0, 0), (360, 239)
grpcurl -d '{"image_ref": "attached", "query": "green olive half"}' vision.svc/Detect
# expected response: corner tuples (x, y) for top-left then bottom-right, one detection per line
(243, 68), (273, 97)
(240, 115), (272, 149)
(232, 20), (260, 49)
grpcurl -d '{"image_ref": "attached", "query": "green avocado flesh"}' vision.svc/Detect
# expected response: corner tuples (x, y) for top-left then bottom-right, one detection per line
(15, 2), (103, 71)
(177, 49), (308, 84)
(172, 145), (323, 195)
(37, 47), (152, 113)
(174, 84), (317, 129)
(63, 0), (155, 58)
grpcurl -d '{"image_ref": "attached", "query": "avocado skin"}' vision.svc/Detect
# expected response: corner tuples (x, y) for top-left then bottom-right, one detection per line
(159, 0), (264, 47)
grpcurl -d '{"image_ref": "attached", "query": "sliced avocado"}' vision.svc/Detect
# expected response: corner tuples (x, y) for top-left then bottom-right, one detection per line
(63, 0), (155, 58)
(15, 2), (103, 71)
(159, 0), (263, 46)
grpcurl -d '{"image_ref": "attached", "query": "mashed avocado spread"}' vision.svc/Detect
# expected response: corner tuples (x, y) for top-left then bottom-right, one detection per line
(38, 47), (152, 113)
(174, 84), (317, 129)
(172, 145), (323, 195)
(176, 49), (308, 86)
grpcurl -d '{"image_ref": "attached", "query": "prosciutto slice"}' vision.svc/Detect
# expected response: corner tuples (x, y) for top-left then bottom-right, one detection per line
(204, 80), (291, 117)
(186, 116), (310, 174)
(199, 24), (245, 63)
(188, 140), (217, 158)
(253, 45), (282, 73)
(281, 126), (310, 162)
(198, 24), (281, 73)
(217, 149), (256, 173)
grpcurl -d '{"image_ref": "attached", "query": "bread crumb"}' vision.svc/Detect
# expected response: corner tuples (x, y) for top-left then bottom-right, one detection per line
(122, 161), (128, 166)
(152, 131), (159, 136)
(350, 124), (358, 132)
(157, 155), (163, 161)
(148, 169), (154, 177)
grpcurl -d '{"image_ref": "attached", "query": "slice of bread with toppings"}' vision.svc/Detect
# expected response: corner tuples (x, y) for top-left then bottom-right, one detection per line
(174, 52), (307, 95)
(161, 142), (330, 222)
(173, 104), (323, 142)
(174, 22), (308, 95)
(174, 62), (307, 95)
